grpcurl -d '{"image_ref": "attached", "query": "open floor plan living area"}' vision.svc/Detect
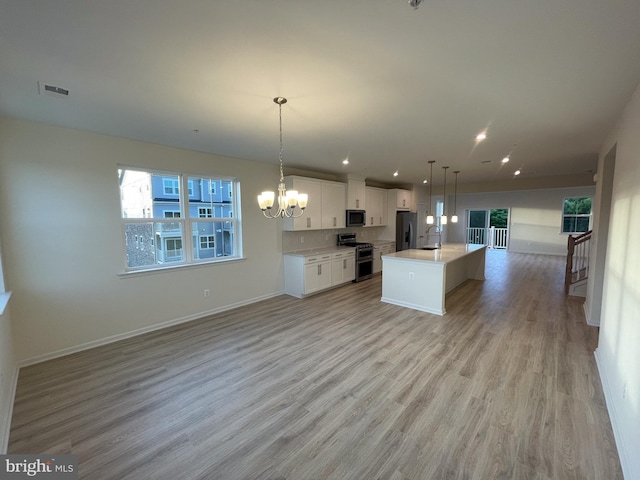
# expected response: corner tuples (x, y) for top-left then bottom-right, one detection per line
(2, 1), (640, 478)
(5, 251), (623, 479)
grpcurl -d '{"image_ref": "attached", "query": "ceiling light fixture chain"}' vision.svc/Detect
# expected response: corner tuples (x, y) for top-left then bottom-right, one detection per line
(452, 170), (460, 223)
(427, 160), (435, 225)
(441, 166), (449, 225)
(257, 97), (308, 218)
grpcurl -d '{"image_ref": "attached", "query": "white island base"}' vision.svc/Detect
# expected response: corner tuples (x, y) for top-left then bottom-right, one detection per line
(381, 244), (487, 316)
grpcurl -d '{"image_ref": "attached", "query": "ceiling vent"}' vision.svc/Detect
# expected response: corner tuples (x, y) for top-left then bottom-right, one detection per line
(38, 81), (70, 98)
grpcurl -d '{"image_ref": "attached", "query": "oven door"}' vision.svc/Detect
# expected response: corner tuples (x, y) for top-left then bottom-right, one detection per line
(355, 258), (373, 281)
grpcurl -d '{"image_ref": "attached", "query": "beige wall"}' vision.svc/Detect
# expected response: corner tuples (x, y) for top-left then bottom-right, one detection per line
(0, 118), (285, 363)
(592, 82), (640, 479)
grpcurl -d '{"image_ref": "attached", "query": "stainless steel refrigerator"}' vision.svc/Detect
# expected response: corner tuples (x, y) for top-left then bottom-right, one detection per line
(396, 212), (417, 251)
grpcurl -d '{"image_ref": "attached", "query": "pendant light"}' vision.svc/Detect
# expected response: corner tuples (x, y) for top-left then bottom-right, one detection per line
(451, 170), (460, 223)
(257, 97), (308, 218)
(441, 166), (449, 225)
(426, 160), (435, 224)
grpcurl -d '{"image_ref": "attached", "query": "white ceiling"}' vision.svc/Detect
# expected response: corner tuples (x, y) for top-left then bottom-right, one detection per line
(2, 0), (640, 187)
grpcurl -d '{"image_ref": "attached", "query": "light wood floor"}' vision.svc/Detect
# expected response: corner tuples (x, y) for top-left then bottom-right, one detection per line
(9, 250), (622, 479)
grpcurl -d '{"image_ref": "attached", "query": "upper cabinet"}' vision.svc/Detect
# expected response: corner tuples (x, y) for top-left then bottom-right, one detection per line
(390, 188), (412, 210)
(346, 176), (366, 210)
(321, 182), (346, 229)
(365, 187), (387, 227)
(283, 176), (345, 231)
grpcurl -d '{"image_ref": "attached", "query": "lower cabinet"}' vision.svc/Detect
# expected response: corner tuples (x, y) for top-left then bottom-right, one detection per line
(373, 242), (396, 274)
(284, 249), (355, 298)
(332, 251), (355, 285)
(304, 257), (332, 293)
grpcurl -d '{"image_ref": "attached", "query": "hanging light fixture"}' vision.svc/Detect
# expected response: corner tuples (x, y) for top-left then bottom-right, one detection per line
(451, 170), (460, 223)
(257, 97), (308, 218)
(441, 166), (449, 225)
(426, 160), (435, 224)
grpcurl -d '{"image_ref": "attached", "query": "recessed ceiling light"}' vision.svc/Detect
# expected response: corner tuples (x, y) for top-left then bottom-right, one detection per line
(393, 170), (399, 177)
(502, 156), (510, 164)
(476, 132), (487, 141)
(342, 158), (349, 165)
(423, 179), (428, 184)
(514, 169), (521, 176)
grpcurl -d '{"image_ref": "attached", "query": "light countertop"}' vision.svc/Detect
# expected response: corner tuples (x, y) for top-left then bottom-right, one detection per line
(382, 243), (486, 264)
(284, 245), (356, 257)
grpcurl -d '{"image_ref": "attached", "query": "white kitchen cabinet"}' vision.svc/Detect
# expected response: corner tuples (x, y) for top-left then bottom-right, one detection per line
(365, 187), (387, 227)
(284, 248), (355, 298)
(346, 177), (366, 210)
(390, 188), (412, 210)
(283, 176), (345, 231)
(282, 177), (322, 231)
(304, 256), (332, 293)
(373, 242), (395, 274)
(322, 181), (346, 229)
(332, 251), (355, 284)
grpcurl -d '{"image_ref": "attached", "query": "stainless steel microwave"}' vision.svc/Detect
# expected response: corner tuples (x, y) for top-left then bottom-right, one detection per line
(346, 209), (366, 227)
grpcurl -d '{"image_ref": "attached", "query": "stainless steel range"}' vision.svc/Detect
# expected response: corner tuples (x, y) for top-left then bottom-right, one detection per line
(337, 233), (374, 282)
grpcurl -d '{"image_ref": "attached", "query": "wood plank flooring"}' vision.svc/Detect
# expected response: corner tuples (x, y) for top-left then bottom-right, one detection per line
(9, 250), (622, 479)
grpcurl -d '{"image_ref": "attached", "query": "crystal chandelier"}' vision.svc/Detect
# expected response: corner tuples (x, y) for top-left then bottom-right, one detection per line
(257, 97), (308, 218)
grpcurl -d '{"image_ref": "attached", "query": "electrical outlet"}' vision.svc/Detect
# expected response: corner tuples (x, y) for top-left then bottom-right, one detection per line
(409, 272), (414, 280)
(203, 289), (210, 297)
(300, 236), (304, 243)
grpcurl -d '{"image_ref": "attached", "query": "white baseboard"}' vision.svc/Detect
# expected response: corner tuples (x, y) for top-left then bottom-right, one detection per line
(0, 363), (19, 454)
(594, 348), (632, 479)
(17, 291), (284, 368)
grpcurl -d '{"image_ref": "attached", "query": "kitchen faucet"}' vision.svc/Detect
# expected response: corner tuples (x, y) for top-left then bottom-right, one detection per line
(425, 225), (442, 248)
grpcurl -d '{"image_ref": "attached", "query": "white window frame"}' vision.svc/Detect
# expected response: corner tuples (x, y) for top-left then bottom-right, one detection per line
(199, 235), (215, 249)
(198, 207), (213, 218)
(118, 166), (243, 273)
(163, 178), (179, 195)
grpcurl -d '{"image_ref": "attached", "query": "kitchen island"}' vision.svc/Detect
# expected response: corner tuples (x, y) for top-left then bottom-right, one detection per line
(381, 244), (486, 316)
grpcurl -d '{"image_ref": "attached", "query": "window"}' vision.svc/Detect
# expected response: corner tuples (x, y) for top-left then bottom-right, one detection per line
(163, 178), (179, 195)
(199, 207), (213, 218)
(562, 197), (592, 234)
(118, 168), (242, 272)
(200, 235), (215, 249)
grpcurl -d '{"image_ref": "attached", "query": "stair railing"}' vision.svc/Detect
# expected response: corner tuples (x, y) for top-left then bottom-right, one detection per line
(565, 230), (592, 294)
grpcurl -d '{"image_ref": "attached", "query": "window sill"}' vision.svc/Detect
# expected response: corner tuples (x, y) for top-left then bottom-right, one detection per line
(118, 256), (246, 278)
(0, 291), (12, 316)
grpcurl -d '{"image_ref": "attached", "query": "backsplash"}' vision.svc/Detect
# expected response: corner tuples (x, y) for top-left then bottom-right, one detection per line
(283, 226), (386, 252)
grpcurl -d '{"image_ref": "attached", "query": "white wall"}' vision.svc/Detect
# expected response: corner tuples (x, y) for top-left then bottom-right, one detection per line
(592, 83), (640, 479)
(0, 233), (17, 453)
(442, 187), (596, 255)
(0, 304), (17, 454)
(0, 117), (285, 363)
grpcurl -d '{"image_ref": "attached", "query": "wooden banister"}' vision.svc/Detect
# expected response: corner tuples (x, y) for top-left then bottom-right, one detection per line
(565, 230), (592, 294)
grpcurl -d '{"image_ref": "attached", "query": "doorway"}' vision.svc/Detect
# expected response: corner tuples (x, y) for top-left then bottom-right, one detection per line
(467, 208), (509, 249)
